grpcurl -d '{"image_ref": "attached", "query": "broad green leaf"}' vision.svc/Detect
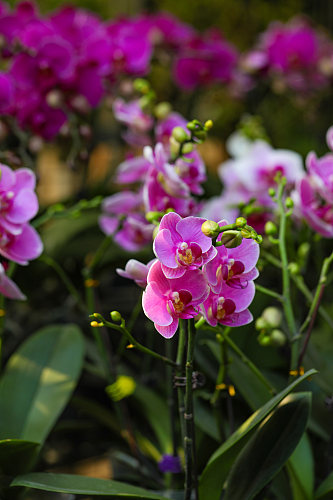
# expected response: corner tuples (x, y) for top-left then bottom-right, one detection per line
(315, 471), (333, 500)
(224, 392), (311, 500)
(0, 439), (39, 475)
(0, 324), (84, 444)
(198, 369), (317, 500)
(287, 433), (314, 500)
(10, 473), (169, 499)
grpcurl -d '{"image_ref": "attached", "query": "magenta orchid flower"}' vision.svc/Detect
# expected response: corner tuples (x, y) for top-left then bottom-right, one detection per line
(297, 129), (333, 237)
(142, 260), (209, 338)
(153, 212), (217, 279)
(201, 279), (255, 328)
(0, 262), (26, 300)
(117, 258), (156, 288)
(204, 221), (259, 293)
(0, 165), (42, 264)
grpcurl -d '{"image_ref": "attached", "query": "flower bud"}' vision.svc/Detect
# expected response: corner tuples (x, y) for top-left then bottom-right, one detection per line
(204, 119), (213, 130)
(192, 129), (206, 141)
(220, 230), (243, 248)
(133, 78), (150, 94)
(201, 220), (220, 238)
(288, 262), (299, 275)
(255, 317), (269, 331)
(270, 329), (286, 346)
(268, 188), (276, 197)
(110, 310), (122, 322)
(182, 142), (194, 154)
(285, 197), (294, 209)
(46, 89), (63, 108)
(146, 211), (162, 223)
(235, 217), (247, 228)
(265, 221), (277, 235)
(154, 102), (172, 120)
(169, 136), (181, 156)
(298, 242), (310, 259)
(172, 126), (190, 143)
(262, 307), (282, 328)
(258, 334), (271, 346)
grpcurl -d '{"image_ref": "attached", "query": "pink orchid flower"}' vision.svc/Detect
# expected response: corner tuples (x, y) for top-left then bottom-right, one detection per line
(153, 212), (217, 279)
(142, 260), (209, 338)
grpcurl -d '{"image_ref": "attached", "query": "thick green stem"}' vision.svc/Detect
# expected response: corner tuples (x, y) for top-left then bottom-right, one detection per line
(176, 319), (186, 444)
(184, 318), (197, 500)
(275, 180), (298, 372)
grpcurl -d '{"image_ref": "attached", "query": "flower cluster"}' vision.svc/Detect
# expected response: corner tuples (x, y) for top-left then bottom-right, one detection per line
(296, 126), (333, 237)
(99, 112), (207, 251)
(0, 2), (239, 140)
(201, 134), (304, 233)
(0, 163), (42, 299)
(118, 212), (259, 338)
(243, 17), (333, 95)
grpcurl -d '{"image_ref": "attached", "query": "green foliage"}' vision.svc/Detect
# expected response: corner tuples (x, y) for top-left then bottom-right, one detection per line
(198, 369), (316, 500)
(315, 471), (333, 500)
(10, 472), (169, 498)
(287, 434), (314, 500)
(0, 324), (84, 443)
(224, 392), (311, 500)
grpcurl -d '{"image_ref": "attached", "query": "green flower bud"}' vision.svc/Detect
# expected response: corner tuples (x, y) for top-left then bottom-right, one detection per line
(268, 188), (276, 197)
(145, 211), (162, 223)
(265, 221), (277, 235)
(220, 230), (243, 248)
(255, 317), (269, 331)
(110, 311), (122, 322)
(270, 329), (286, 346)
(256, 234), (263, 244)
(258, 334), (271, 346)
(133, 78), (150, 94)
(285, 197), (294, 209)
(169, 136), (181, 156)
(298, 242), (310, 259)
(154, 101), (172, 120)
(192, 129), (206, 141)
(262, 307), (282, 328)
(235, 217), (247, 228)
(204, 119), (213, 130)
(288, 262), (299, 275)
(182, 142), (194, 154)
(172, 126), (190, 143)
(201, 220), (220, 238)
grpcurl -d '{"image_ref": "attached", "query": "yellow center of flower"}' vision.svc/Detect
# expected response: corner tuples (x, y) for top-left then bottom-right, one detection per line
(170, 291), (184, 314)
(216, 297), (226, 320)
(177, 242), (193, 265)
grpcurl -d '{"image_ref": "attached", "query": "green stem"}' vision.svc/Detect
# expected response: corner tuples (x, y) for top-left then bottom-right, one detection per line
(184, 318), (197, 500)
(255, 284), (284, 302)
(299, 251), (333, 334)
(210, 332), (227, 406)
(176, 319), (186, 444)
(297, 251), (333, 369)
(292, 274), (333, 330)
(102, 317), (178, 368)
(275, 180), (298, 372)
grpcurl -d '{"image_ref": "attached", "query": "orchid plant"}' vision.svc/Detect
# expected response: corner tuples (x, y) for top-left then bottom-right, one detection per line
(0, 2), (332, 500)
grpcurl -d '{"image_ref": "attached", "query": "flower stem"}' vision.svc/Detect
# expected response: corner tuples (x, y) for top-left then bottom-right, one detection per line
(101, 317), (179, 368)
(184, 318), (197, 500)
(177, 319), (186, 444)
(255, 283), (284, 302)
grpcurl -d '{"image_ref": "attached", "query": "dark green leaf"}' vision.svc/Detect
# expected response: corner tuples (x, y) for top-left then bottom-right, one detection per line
(10, 473), (169, 499)
(198, 369), (317, 500)
(315, 471), (333, 500)
(287, 433), (314, 500)
(0, 324), (85, 444)
(0, 439), (39, 475)
(224, 392), (311, 500)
